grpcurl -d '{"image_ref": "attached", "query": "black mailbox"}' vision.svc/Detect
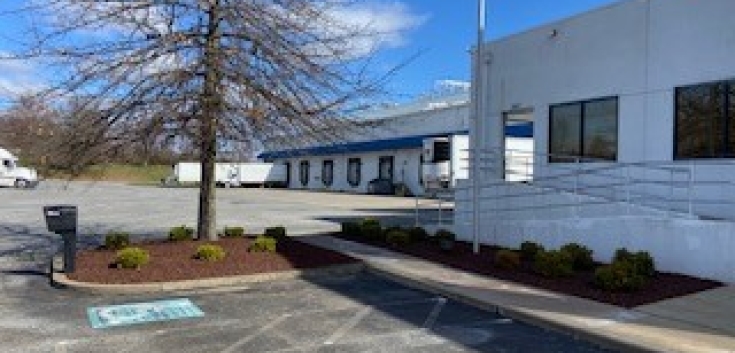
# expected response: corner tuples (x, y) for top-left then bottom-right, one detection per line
(44, 205), (77, 234)
(43, 205), (78, 273)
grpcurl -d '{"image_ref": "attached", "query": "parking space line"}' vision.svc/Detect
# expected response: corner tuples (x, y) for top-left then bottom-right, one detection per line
(323, 306), (372, 345)
(422, 297), (447, 329)
(219, 313), (291, 353)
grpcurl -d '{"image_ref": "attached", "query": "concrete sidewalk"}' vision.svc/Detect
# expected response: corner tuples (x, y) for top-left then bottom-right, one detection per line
(300, 235), (735, 353)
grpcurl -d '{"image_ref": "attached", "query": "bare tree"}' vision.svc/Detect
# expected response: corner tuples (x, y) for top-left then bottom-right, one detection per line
(4, 0), (396, 240)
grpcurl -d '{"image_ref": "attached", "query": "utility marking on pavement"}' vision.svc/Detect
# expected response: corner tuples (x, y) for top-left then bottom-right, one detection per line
(86, 298), (204, 329)
(219, 313), (290, 353)
(422, 297), (447, 329)
(323, 306), (372, 345)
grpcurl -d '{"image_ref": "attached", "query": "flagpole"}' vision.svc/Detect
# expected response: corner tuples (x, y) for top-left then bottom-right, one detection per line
(472, 0), (486, 254)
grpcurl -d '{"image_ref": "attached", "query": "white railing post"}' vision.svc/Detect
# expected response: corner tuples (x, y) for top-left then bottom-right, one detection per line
(688, 160), (694, 216)
(414, 193), (420, 227)
(574, 157), (581, 219)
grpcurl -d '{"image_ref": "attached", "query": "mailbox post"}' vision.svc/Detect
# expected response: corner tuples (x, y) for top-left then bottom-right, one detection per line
(43, 205), (78, 273)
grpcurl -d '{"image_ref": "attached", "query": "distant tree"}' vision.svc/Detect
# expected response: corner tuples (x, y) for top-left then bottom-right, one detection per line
(4, 0), (396, 240)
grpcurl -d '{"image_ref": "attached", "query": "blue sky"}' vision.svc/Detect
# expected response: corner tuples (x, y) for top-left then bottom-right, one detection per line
(378, 0), (619, 100)
(0, 0), (619, 104)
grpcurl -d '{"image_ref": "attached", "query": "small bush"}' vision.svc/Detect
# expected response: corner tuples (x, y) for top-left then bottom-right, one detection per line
(560, 243), (595, 270)
(613, 248), (656, 277)
(385, 229), (411, 246)
(519, 241), (544, 261)
(594, 261), (647, 291)
(434, 229), (456, 242)
(222, 226), (245, 238)
(169, 225), (194, 241)
(534, 250), (574, 278)
(494, 249), (521, 270)
(360, 218), (383, 240)
(264, 226), (287, 240)
(407, 227), (429, 242)
(196, 244), (226, 261)
(104, 231), (130, 250)
(341, 221), (361, 236)
(116, 247), (150, 269)
(248, 236), (277, 253)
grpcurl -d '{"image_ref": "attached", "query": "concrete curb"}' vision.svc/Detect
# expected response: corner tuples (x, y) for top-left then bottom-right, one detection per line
(364, 264), (656, 353)
(52, 262), (364, 295)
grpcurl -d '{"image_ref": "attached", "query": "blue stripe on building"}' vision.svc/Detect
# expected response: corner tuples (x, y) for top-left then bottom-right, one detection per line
(259, 123), (532, 160)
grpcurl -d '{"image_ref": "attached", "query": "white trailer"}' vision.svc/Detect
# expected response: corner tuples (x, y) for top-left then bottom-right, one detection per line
(421, 135), (469, 191)
(0, 147), (39, 188)
(168, 162), (287, 187)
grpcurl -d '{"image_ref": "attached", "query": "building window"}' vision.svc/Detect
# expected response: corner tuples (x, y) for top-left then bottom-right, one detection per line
(675, 80), (735, 159)
(347, 158), (361, 187)
(322, 160), (334, 187)
(299, 160), (309, 187)
(378, 156), (394, 180)
(549, 97), (618, 162)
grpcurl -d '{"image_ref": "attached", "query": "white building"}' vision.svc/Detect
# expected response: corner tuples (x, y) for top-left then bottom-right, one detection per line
(260, 92), (533, 196)
(455, 0), (735, 282)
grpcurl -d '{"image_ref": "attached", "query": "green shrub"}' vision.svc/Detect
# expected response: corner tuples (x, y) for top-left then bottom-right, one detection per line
(519, 241), (544, 261)
(222, 226), (245, 238)
(196, 244), (226, 261)
(340, 221), (361, 236)
(248, 236), (277, 253)
(169, 225), (194, 241)
(360, 218), (383, 240)
(594, 261), (648, 291)
(104, 231), (131, 250)
(613, 248), (656, 277)
(534, 250), (574, 278)
(434, 229), (456, 242)
(494, 249), (521, 270)
(264, 226), (287, 240)
(407, 227), (429, 242)
(116, 247), (150, 269)
(385, 229), (411, 246)
(560, 243), (595, 270)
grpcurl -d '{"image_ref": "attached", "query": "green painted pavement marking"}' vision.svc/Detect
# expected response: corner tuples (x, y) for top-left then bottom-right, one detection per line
(87, 298), (204, 329)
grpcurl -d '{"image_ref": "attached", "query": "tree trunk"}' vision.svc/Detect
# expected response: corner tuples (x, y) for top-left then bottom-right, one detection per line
(197, 1), (222, 241)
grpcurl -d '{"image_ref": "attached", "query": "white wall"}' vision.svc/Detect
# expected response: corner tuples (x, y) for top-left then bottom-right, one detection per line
(282, 148), (426, 195)
(482, 0), (735, 163)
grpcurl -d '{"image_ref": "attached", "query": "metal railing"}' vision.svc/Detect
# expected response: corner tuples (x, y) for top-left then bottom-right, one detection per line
(453, 147), (735, 222)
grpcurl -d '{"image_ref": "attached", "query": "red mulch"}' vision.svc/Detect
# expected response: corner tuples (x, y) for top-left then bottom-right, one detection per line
(333, 233), (723, 308)
(68, 237), (357, 284)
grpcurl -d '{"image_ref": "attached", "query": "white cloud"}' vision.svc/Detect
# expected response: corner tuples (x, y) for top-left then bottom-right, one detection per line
(329, 1), (428, 52)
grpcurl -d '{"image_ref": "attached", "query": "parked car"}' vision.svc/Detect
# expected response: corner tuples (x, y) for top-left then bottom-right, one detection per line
(367, 178), (395, 195)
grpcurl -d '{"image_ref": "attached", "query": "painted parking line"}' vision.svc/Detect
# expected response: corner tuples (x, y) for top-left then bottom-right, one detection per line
(87, 298), (204, 329)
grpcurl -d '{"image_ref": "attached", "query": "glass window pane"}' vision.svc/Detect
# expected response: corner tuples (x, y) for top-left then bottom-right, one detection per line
(549, 103), (582, 162)
(676, 83), (725, 158)
(583, 98), (618, 161)
(299, 161), (309, 186)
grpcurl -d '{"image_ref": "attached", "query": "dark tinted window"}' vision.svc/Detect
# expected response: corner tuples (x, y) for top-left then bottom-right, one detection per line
(299, 161), (309, 186)
(549, 97), (618, 163)
(322, 160), (333, 187)
(675, 80), (733, 159)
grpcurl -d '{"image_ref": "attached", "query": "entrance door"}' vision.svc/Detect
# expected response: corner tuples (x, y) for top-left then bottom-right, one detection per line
(284, 162), (291, 187)
(378, 156), (394, 181)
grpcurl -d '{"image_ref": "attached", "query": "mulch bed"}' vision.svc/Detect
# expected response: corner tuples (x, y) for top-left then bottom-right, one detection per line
(333, 233), (723, 308)
(68, 237), (358, 284)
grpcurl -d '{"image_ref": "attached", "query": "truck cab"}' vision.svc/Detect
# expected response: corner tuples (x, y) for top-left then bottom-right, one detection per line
(0, 148), (39, 188)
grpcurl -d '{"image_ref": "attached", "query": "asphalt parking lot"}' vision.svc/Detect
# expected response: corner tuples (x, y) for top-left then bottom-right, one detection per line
(0, 182), (610, 352)
(0, 270), (610, 353)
